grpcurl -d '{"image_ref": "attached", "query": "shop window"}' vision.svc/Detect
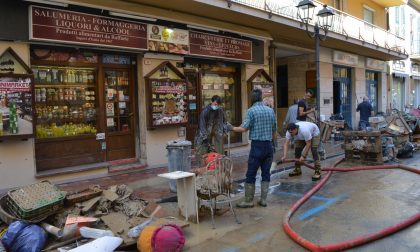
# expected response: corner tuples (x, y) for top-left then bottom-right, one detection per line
(200, 64), (237, 124)
(392, 78), (405, 111)
(32, 64), (98, 139)
(31, 47), (136, 170)
(414, 80), (420, 108)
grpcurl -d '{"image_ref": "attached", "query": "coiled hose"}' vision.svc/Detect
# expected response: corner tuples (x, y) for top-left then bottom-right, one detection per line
(281, 158), (420, 251)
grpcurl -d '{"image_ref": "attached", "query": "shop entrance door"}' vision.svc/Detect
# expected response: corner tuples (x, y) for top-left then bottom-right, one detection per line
(333, 66), (352, 128)
(185, 71), (199, 144)
(103, 68), (135, 161)
(366, 71), (378, 114)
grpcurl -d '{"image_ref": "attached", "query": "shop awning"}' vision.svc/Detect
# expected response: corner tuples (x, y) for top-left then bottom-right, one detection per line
(393, 72), (409, 78)
(67, 0), (273, 41)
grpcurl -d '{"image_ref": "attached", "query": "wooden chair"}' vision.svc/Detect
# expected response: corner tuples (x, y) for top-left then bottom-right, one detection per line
(196, 156), (240, 229)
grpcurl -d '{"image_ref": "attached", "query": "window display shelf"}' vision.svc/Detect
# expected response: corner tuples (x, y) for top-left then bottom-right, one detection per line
(35, 84), (95, 88)
(33, 64), (98, 139)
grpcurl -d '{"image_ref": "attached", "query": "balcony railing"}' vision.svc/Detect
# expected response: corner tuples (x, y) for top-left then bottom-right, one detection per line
(228, 0), (406, 54)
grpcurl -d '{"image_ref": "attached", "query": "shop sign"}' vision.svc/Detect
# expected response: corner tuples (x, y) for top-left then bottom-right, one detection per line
(366, 58), (385, 71)
(29, 6), (148, 51)
(189, 31), (252, 61)
(333, 51), (358, 66)
(392, 60), (406, 71)
(148, 25), (189, 54)
(0, 77), (33, 138)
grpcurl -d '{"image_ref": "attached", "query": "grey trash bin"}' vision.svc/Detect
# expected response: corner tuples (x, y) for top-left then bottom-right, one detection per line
(166, 140), (192, 192)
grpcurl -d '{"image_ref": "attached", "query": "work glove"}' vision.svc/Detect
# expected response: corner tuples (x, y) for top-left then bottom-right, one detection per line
(225, 122), (234, 132)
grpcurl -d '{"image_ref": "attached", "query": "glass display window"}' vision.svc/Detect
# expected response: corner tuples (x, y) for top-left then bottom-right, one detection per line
(146, 61), (188, 129)
(201, 66), (237, 124)
(104, 70), (131, 132)
(247, 69), (274, 108)
(32, 65), (97, 138)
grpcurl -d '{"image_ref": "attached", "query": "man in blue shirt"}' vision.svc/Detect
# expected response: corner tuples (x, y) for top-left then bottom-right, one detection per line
(232, 89), (277, 208)
(356, 96), (373, 130)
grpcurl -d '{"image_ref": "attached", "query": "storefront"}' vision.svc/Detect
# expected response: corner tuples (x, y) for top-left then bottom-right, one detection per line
(31, 47), (137, 171)
(333, 65), (352, 127)
(141, 25), (266, 165)
(0, 0), (270, 190)
(183, 60), (242, 144)
(365, 57), (387, 114)
(365, 71), (379, 113)
(411, 63), (420, 108)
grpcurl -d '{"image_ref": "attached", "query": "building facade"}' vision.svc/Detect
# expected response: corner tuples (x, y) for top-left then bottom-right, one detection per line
(0, 0), (408, 190)
(388, 0), (420, 110)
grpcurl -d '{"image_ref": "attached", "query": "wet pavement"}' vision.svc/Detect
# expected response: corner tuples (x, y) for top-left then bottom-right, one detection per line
(184, 153), (420, 252)
(57, 140), (420, 251)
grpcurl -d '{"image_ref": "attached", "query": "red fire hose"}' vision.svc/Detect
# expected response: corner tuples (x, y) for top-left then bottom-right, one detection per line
(281, 158), (420, 251)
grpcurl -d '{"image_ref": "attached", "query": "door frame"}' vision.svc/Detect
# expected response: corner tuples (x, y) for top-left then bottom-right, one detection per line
(333, 66), (352, 128)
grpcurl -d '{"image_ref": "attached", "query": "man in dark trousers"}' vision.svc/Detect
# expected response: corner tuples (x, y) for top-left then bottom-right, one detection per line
(195, 95), (230, 166)
(356, 96), (373, 130)
(232, 89), (277, 208)
(297, 89), (315, 121)
(282, 121), (322, 181)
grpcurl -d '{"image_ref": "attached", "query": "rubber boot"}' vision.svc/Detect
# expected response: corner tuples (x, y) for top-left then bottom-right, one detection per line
(258, 181), (270, 207)
(236, 183), (255, 208)
(288, 167), (302, 177)
(312, 163), (322, 181)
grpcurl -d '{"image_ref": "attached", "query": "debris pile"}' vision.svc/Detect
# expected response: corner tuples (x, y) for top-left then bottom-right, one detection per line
(342, 111), (418, 164)
(0, 182), (187, 252)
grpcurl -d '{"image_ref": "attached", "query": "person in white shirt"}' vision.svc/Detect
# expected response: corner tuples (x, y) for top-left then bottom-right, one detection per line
(281, 121), (322, 181)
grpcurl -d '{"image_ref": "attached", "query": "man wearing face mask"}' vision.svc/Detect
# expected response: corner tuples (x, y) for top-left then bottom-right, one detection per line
(195, 95), (232, 166)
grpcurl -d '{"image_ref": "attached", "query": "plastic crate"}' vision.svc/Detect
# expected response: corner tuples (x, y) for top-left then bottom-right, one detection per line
(6, 181), (66, 220)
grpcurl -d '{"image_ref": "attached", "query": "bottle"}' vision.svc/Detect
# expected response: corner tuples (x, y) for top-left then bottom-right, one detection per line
(63, 69), (68, 83)
(80, 227), (114, 239)
(46, 69), (52, 83)
(82, 70), (88, 84)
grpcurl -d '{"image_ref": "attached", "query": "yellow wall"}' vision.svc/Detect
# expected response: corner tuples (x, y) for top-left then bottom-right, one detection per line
(323, 0), (387, 29)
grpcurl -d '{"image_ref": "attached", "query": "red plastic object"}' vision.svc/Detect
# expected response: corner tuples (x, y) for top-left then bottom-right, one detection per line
(151, 224), (185, 252)
(281, 158), (420, 251)
(206, 152), (223, 170)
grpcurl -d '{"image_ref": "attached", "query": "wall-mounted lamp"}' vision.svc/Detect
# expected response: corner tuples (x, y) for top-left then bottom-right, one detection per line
(24, 0), (68, 7)
(109, 11), (157, 22)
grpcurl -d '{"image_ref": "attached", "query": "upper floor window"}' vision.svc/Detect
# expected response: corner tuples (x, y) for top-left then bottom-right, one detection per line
(334, 0), (343, 11)
(395, 6), (405, 37)
(363, 5), (374, 24)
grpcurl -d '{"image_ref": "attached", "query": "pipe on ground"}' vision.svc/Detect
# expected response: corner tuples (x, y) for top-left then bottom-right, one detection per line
(282, 157), (420, 251)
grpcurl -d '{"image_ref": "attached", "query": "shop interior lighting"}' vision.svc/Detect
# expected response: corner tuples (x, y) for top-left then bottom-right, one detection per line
(24, 0), (69, 7)
(186, 24), (219, 33)
(109, 11), (157, 22)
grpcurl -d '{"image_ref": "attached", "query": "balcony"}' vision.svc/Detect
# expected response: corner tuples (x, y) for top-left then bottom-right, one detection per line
(227, 0), (406, 55)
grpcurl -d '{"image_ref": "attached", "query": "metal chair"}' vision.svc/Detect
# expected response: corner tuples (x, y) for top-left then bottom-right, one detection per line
(196, 155), (240, 229)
